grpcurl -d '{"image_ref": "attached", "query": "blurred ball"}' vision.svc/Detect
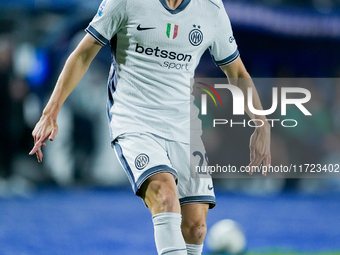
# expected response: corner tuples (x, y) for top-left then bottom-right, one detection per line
(206, 219), (246, 254)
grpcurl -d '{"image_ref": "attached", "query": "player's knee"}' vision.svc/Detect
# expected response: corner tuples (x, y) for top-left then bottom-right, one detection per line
(181, 217), (207, 244)
(142, 174), (179, 214)
(148, 182), (179, 213)
(154, 183), (177, 208)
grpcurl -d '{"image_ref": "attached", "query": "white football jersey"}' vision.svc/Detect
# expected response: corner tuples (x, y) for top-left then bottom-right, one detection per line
(86, 0), (239, 143)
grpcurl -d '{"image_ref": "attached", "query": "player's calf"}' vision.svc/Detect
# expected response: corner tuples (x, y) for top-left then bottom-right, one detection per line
(181, 203), (209, 254)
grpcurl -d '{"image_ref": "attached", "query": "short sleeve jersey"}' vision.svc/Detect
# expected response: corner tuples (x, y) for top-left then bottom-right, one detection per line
(86, 0), (239, 143)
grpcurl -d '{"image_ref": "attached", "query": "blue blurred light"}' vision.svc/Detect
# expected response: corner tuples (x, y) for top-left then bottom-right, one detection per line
(26, 48), (50, 88)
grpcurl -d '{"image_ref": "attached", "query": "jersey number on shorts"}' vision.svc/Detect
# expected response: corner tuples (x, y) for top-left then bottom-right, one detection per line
(193, 151), (209, 175)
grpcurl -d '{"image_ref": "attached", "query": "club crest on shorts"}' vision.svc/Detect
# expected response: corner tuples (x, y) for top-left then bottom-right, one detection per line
(189, 24), (203, 46)
(135, 153), (149, 170)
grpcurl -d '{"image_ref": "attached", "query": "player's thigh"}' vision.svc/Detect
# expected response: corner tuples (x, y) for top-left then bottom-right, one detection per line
(113, 132), (178, 196)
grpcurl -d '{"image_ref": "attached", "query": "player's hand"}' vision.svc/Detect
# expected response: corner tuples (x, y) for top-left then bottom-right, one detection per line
(29, 114), (58, 163)
(248, 122), (271, 176)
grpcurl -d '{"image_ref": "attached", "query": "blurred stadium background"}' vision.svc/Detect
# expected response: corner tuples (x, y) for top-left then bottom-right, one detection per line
(0, 0), (339, 254)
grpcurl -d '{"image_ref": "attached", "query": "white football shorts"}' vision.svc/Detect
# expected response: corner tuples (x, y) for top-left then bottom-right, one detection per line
(112, 132), (216, 208)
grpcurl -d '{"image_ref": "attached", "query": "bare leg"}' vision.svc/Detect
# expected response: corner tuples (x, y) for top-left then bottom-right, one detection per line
(181, 203), (209, 255)
(140, 172), (186, 255)
(140, 172), (180, 215)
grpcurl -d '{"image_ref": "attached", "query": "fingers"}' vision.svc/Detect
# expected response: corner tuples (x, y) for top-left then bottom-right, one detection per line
(248, 147), (256, 175)
(248, 147), (271, 175)
(36, 147), (43, 163)
(262, 154), (271, 176)
(29, 135), (40, 155)
(248, 152), (271, 176)
(49, 127), (58, 141)
(250, 146), (255, 163)
(248, 141), (263, 173)
(29, 132), (51, 162)
(29, 145), (38, 155)
(29, 143), (43, 162)
(263, 154), (271, 168)
(29, 136), (44, 160)
(248, 153), (263, 175)
(29, 117), (58, 162)
(248, 126), (271, 176)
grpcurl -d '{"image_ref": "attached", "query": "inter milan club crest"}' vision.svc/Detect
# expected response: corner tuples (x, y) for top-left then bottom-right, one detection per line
(135, 153), (149, 170)
(166, 23), (179, 40)
(189, 24), (203, 46)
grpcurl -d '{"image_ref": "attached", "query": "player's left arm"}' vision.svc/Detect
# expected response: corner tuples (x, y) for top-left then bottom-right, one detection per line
(221, 57), (271, 175)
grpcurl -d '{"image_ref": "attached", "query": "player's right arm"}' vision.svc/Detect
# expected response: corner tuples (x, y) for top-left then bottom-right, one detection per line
(29, 34), (102, 162)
